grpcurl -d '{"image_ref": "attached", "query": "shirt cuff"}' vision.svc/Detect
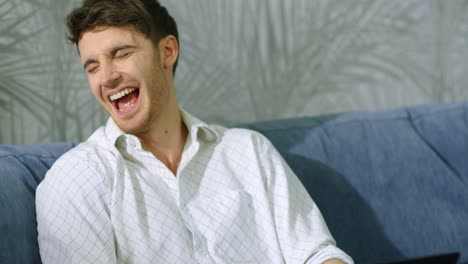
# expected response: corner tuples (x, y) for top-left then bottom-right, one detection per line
(306, 244), (354, 264)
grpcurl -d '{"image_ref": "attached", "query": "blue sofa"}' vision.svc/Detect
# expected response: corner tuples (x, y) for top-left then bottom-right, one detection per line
(1, 102), (468, 264)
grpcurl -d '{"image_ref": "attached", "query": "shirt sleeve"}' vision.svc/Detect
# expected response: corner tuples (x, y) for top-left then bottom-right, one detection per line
(35, 150), (117, 264)
(256, 134), (354, 264)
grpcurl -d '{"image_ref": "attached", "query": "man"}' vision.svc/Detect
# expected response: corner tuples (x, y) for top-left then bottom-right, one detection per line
(36, 0), (353, 263)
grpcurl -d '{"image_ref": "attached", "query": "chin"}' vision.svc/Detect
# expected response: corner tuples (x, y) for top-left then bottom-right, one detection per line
(117, 120), (148, 136)
(113, 113), (152, 136)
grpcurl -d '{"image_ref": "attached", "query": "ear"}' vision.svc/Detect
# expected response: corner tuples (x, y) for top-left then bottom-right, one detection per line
(159, 35), (179, 72)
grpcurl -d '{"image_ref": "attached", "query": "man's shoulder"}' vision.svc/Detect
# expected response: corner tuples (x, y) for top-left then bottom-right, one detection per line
(56, 126), (116, 164)
(36, 135), (115, 215)
(222, 126), (264, 139)
(53, 141), (106, 167)
(215, 126), (273, 151)
(40, 127), (117, 189)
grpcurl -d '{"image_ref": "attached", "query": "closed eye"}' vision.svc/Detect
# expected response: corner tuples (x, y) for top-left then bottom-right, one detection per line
(112, 45), (136, 59)
(83, 58), (98, 72)
(86, 64), (99, 74)
(115, 51), (132, 59)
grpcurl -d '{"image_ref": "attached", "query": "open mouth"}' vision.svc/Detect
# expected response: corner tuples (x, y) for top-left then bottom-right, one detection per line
(109, 87), (140, 114)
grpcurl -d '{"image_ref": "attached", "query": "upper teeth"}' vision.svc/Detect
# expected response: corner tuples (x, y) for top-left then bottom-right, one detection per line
(110, 88), (136, 101)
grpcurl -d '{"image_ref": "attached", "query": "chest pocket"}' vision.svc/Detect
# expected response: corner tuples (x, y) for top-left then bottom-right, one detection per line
(185, 190), (270, 263)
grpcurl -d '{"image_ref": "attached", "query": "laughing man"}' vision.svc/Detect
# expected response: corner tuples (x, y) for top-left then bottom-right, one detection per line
(36, 0), (353, 263)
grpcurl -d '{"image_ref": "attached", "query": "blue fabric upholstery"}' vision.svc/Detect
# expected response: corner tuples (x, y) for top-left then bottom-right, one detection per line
(1, 102), (467, 264)
(0, 143), (75, 264)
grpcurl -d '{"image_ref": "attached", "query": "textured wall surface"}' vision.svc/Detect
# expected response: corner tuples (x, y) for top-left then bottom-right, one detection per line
(1, 0), (468, 144)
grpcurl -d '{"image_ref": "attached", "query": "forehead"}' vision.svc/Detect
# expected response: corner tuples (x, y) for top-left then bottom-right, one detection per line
(77, 26), (149, 60)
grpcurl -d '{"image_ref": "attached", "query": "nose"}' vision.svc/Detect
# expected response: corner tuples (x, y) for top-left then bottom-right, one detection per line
(100, 62), (122, 88)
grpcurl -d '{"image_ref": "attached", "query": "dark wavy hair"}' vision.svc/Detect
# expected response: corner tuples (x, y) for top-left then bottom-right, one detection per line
(66, 0), (179, 74)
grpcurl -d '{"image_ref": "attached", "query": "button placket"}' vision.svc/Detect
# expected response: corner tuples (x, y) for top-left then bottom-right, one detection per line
(155, 161), (179, 198)
(129, 143), (180, 201)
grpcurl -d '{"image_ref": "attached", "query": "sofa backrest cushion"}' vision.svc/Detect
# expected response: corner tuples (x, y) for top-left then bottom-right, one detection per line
(0, 142), (75, 264)
(242, 102), (468, 263)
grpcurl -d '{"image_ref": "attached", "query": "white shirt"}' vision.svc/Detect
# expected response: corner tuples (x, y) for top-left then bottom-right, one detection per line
(36, 111), (353, 264)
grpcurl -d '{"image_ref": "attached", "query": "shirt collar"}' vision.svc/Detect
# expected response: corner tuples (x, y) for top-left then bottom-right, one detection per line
(180, 109), (220, 143)
(103, 109), (220, 148)
(103, 117), (136, 149)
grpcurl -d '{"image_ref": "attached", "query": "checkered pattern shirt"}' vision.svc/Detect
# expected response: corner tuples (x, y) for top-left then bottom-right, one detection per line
(36, 111), (353, 264)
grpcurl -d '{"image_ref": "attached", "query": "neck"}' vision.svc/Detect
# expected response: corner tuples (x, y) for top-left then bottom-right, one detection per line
(136, 105), (188, 176)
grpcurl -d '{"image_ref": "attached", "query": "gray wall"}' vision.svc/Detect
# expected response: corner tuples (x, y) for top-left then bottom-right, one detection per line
(1, 0), (468, 144)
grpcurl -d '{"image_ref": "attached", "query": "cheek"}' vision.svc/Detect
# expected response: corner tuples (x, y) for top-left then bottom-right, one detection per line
(133, 53), (160, 83)
(88, 77), (103, 100)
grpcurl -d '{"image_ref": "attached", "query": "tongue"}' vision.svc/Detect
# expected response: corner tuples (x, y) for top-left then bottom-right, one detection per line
(117, 92), (138, 112)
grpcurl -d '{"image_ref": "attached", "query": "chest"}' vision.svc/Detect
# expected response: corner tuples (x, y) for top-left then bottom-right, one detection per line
(107, 148), (277, 263)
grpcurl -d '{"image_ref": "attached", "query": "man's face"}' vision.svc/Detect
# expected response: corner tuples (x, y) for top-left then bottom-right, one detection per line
(78, 26), (170, 135)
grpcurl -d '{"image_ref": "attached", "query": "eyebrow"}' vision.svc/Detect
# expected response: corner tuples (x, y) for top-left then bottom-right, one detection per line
(82, 45), (136, 70)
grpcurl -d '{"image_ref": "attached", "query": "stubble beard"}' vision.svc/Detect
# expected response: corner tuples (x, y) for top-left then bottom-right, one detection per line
(118, 78), (168, 137)
(111, 50), (169, 137)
